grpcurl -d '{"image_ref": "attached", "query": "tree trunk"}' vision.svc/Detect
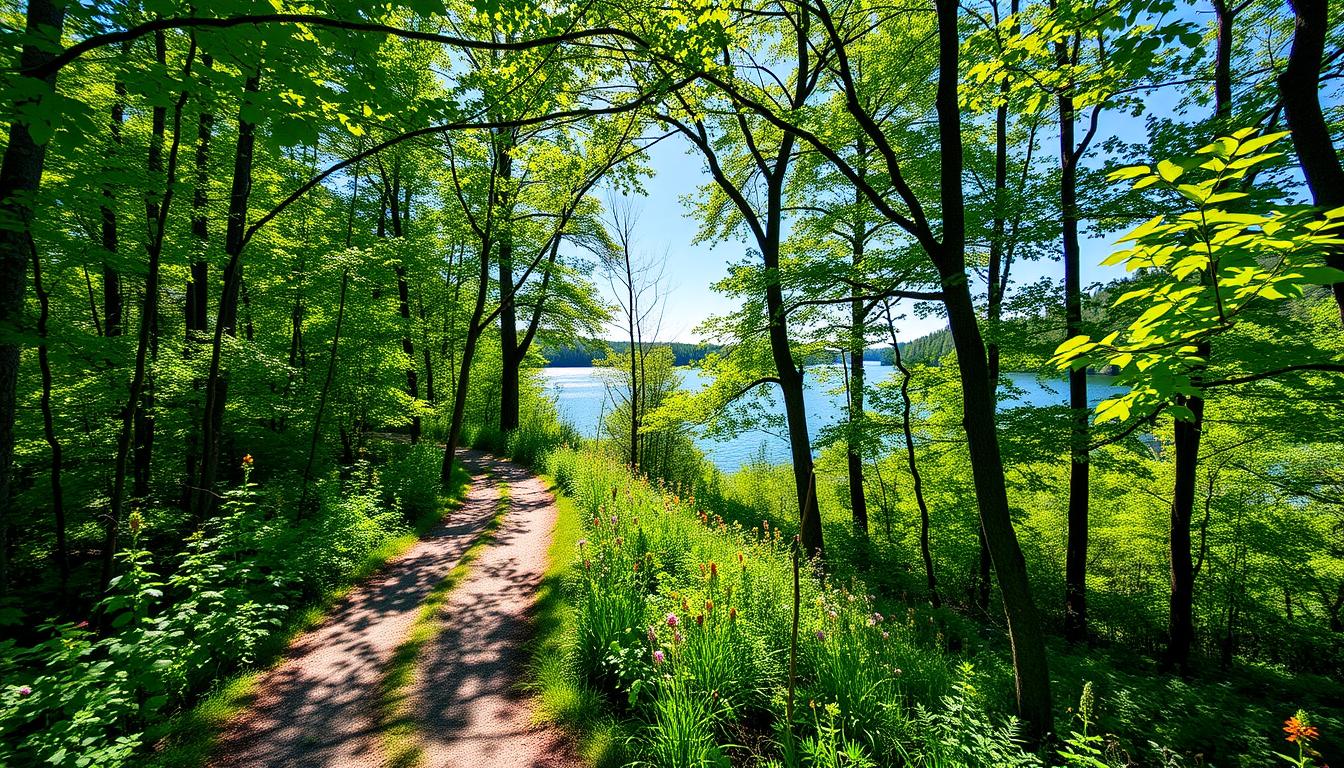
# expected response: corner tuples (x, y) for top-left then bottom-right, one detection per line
(193, 67), (261, 520)
(496, 144), (521, 434)
(886, 306), (939, 608)
(102, 41), (130, 341)
(763, 166), (822, 558)
(0, 0), (65, 595)
(1166, 390), (1205, 672)
(847, 155), (869, 537)
(182, 54), (212, 508)
(132, 31), (169, 501)
(30, 224), (67, 597)
(300, 270), (348, 513)
(933, 0), (1051, 736)
(103, 34), (195, 589)
(384, 164), (420, 442)
(442, 238), (492, 482)
(1057, 31), (1090, 645)
(1279, 0), (1344, 325)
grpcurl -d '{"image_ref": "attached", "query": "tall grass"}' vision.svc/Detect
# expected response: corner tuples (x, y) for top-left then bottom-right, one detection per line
(545, 447), (1031, 767)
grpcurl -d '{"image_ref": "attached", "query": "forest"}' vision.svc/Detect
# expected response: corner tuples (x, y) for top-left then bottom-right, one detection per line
(0, 0), (1342, 766)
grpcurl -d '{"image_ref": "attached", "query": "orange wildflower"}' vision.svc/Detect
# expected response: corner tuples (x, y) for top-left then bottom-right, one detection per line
(1284, 715), (1319, 744)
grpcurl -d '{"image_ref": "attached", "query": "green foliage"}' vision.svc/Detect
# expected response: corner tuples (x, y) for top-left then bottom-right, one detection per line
(547, 447), (1038, 767)
(1052, 130), (1344, 422)
(0, 450), (453, 768)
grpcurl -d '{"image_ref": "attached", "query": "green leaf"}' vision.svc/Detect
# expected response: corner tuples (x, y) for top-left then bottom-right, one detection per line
(1156, 159), (1183, 183)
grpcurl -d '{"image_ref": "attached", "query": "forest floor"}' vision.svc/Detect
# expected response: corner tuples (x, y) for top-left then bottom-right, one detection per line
(206, 451), (579, 768)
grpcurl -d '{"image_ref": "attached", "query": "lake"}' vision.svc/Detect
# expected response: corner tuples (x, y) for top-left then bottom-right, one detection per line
(541, 363), (1129, 472)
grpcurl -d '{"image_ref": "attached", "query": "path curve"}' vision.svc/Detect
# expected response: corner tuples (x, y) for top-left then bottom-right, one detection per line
(207, 451), (578, 768)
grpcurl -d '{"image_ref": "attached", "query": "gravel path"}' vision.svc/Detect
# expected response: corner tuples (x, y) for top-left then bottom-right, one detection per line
(208, 451), (577, 768)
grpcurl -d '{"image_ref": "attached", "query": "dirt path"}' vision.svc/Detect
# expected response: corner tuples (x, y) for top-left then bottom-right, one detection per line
(413, 460), (577, 768)
(208, 451), (577, 768)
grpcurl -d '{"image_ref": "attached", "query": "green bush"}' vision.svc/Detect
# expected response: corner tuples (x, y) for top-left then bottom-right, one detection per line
(0, 455), (444, 768)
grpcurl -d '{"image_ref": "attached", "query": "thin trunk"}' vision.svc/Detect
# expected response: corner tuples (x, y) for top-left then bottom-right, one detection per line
(847, 138), (869, 537)
(386, 165), (420, 442)
(133, 30), (169, 501)
(1058, 28), (1090, 645)
(103, 35), (196, 590)
(441, 239), (491, 482)
(102, 41), (130, 340)
(497, 143), (521, 434)
(0, 1), (66, 595)
(193, 67), (261, 520)
(885, 303), (939, 608)
(1166, 390), (1206, 672)
(1279, 0), (1344, 324)
(934, 0), (1051, 736)
(182, 54), (212, 508)
(300, 270), (348, 513)
(418, 293), (435, 404)
(29, 227), (67, 597)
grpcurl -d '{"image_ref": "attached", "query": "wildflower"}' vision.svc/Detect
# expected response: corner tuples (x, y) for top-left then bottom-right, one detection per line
(705, 599), (714, 613)
(647, 626), (657, 644)
(815, 630), (826, 642)
(241, 453), (254, 469)
(729, 607), (737, 623)
(577, 539), (588, 548)
(128, 510), (143, 536)
(615, 536), (624, 547)
(827, 610), (838, 621)
(583, 559), (591, 570)
(1079, 681), (1096, 725)
(666, 613), (680, 628)
(881, 631), (890, 640)
(1284, 712), (1319, 744)
(653, 650), (665, 665)
(893, 668), (902, 677)
(611, 515), (618, 525)
(866, 616), (877, 627)
(673, 630), (683, 644)
(633, 561), (640, 573)
(709, 562), (718, 579)
(736, 551), (744, 564)
(18, 685), (31, 697)
(695, 614), (704, 627)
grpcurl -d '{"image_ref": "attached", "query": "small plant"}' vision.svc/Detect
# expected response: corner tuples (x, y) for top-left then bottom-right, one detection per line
(1277, 710), (1325, 768)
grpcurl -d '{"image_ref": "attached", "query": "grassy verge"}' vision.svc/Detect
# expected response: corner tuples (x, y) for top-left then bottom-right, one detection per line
(525, 473), (630, 768)
(146, 462), (473, 768)
(376, 477), (512, 768)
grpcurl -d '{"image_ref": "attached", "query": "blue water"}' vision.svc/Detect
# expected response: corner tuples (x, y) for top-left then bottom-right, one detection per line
(542, 363), (1129, 472)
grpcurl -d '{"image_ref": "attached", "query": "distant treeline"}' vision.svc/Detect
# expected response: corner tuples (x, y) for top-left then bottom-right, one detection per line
(898, 328), (954, 365)
(541, 340), (724, 367)
(543, 340), (900, 367)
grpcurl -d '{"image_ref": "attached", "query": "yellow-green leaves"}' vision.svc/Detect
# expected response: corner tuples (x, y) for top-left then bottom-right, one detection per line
(1054, 129), (1344, 422)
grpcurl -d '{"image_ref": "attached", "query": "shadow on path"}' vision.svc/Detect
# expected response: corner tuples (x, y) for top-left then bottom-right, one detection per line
(209, 451), (499, 768)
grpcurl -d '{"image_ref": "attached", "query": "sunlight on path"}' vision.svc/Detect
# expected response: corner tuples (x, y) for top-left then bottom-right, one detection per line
(209, 451), (508, 768)
(412, 461), (579, 768)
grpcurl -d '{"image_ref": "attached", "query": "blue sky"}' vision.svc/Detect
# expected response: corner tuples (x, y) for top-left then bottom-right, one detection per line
(602, 130), (1138, 344)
